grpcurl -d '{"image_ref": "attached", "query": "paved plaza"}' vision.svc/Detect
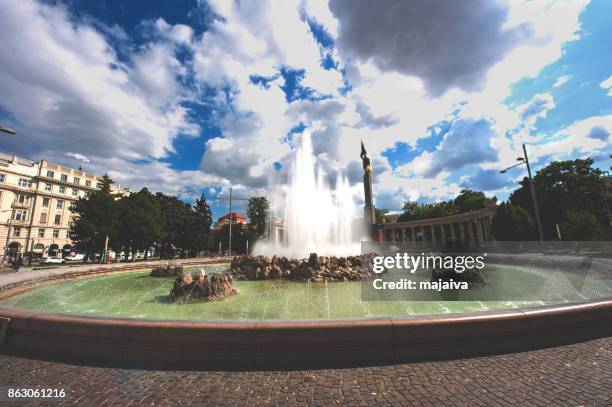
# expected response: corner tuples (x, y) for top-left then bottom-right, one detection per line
(0, 337), (610, 406)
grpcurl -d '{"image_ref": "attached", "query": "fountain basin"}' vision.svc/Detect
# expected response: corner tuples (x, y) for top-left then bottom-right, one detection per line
(0, 257), (610, 368)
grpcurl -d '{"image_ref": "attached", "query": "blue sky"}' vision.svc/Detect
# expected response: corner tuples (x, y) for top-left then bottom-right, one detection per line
(0, 0), (610, 219)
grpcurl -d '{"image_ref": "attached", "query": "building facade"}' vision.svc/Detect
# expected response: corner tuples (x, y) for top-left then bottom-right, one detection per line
(381, 200), (498, 248)
(0, 152), (129, 262)
(212, 212), (247, 231)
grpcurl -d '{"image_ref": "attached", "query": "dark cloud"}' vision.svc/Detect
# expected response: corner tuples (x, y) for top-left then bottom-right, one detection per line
(460, 168), (514, 192)
(587, 126), (610, 141)
(423, 118), (498, 177)
(355, 102), (398, 129)
(520, 94), (554, 121)
(288, 99), (346, 122)
(329, 0), (531, 96)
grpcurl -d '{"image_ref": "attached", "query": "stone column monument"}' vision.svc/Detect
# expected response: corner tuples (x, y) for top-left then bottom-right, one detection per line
(360, 141), (375, 226)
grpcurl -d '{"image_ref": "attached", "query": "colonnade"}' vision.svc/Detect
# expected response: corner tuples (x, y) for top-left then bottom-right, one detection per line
(381, 207), (496, 247)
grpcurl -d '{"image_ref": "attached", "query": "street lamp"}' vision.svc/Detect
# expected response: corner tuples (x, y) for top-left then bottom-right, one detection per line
(500, 143), (544, 243)
(215, 187), (249, 256)
(0, 127), (16, 135)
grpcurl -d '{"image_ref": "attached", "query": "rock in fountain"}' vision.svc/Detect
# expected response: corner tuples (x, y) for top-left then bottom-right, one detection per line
(150, 263), (184, 277)
(170, 270), (237, 302)
(230, 253), (384, 282)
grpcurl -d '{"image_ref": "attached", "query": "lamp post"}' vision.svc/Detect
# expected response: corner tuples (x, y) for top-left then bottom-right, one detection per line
(500, 143), (544, 243)
(0, 127), (16, 135)
(215, 188), (249, 256)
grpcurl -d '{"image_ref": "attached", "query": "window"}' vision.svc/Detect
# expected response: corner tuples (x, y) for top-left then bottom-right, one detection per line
(73, 177), (80, 185)
(46, 170), (54, 178)
(85, 180), (91, 187)
(18, 178), (32, 188)
(53, 229), (59, 238)
(45, 183), (52, 192)
(54, 214), (61, 225)
(38, 228), (45, 238)
(59, 186), (66, 194)
(56, 200), (63, 209)
(42, 197), (50, 207)
(96, 182), (103, 189)
(13, 226), (21, 237)
(0, 173), (5, 183)
(72, 188), (78, 196)
(40, 212), (47, 224)
(60, 174), (68, 182)
(17, 194), (27, 204)
(14, 209), (27, 221)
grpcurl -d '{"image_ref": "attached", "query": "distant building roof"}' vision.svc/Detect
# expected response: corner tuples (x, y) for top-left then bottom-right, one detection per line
(218, 212), (247, 222)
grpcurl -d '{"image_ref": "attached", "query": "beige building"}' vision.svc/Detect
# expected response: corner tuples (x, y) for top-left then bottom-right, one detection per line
(0, 152), (129, 262)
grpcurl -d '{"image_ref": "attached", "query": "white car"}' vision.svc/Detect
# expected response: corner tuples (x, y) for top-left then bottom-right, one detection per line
(64, 253), (85, 261)
(41, 256), (65, 264)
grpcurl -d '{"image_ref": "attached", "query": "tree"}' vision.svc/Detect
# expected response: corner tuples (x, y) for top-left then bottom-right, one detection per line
(374, 207), (388, 224)
(213, 222), (250, 254)
(185, 194), (213, 256)
(246, 196), (270, 238)
(397, 201), (456, 222)
(509, 158), (612, 240)
(396, 189), (491, 223)
(154, 193), (191, 258)
(113, 188), (165, 260)
(453, 189), (486, 213)
(490, 202), (535, 241)
(69, 174), (116, 261)
(560, 209), (604, 241)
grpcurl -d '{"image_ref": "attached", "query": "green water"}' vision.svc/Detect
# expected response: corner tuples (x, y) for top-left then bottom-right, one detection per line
(0, 263), (610, 320)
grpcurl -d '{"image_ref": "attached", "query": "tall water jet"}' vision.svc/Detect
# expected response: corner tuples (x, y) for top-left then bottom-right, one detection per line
(254, 131), (360, 258)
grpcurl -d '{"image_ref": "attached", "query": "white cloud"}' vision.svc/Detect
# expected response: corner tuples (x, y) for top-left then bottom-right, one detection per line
(600, 75), (612, 96)
(0, 0), (602, 213)
(530, 115), (612, 162)
(65, 152), (91, 163)
(0, 1), (215, 198)
(553, 75), (571, 88)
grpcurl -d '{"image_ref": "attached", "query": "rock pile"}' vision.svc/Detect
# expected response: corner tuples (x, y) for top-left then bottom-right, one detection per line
(150, 263), (183, 277)
(230, 253), (382, 282)
(170, 270), (237, 302)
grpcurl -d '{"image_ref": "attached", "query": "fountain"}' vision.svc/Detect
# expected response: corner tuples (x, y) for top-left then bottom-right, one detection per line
(253, 131), (360, 258)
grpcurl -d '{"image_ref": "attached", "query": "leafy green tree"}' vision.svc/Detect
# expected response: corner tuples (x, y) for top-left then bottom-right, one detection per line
(453, 189), (486, 213)
(69, 174), (116, 261)
(397, 200), (456, 222)
(213, 222), (250, 254)
(490, 202), (535, 241)
(185, 194), (213, 256)
(374, 207), (388, 224)
(154, 193), (191, 258)
(113, 188), (165, 260)
(509, 158), (611, 240)
(560, 209), (604, 241)
(246, 196), (270, 238)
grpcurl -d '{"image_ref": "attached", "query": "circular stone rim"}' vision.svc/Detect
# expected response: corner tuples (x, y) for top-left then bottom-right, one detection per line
(0, 259), (610, 369)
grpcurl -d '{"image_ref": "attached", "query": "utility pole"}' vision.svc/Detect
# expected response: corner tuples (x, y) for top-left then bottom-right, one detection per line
(523, 144), (544, 243)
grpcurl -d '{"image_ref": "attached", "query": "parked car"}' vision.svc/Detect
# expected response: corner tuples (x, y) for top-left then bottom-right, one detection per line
(41, 256), (65, 264)
(64, 253), (86, 261)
